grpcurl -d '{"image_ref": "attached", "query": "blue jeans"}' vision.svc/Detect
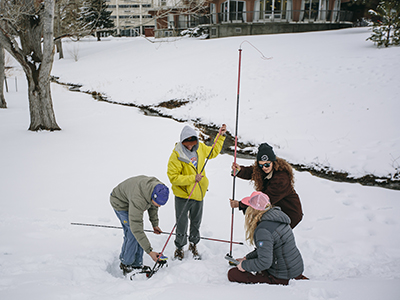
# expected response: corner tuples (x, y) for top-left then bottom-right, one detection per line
(114, 210), (143, 267)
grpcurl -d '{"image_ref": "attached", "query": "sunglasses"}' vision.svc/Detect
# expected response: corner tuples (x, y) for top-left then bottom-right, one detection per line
(183, 136), (197, 143)
(259, 162), (272, 168)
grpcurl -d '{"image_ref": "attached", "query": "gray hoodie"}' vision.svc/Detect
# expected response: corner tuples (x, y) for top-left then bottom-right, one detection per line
(242, 207), (304, 279)
(178, 125), (199, 168)
(110, 175), (164, 254)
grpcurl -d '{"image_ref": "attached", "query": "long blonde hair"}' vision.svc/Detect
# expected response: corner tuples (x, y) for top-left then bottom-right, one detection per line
(244, 205), (272, 245)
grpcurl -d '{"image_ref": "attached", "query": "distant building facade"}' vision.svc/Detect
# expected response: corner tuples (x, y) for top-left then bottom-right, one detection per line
(106, 0), (156, 36)
(148, 0), (353, 38)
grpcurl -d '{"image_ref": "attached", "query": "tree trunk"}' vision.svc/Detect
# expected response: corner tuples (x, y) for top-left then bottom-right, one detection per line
(26, 72), (60, 131)
(27, 0), (60, 131)
(54, 0), (64, 59)
(0, 47), (6, 108)
(55, 39), (64, 59)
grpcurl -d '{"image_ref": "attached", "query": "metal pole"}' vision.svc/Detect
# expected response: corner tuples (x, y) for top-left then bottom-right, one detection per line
(70, 222), (244, 245)
(228, 48), (242, 258)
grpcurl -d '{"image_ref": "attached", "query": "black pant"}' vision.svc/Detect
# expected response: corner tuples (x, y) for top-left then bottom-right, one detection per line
(174, 196), (203, 249)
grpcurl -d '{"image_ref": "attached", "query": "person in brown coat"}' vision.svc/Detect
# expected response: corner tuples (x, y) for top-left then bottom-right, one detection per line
(230, 143), (303, 229)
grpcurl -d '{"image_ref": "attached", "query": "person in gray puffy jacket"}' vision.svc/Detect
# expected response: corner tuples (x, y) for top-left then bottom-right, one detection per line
(228, 191), (306, 285)
(110, 175), (169, 275)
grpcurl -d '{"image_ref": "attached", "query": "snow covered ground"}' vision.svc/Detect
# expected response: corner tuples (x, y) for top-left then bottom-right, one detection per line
(1, 27), (399, 300)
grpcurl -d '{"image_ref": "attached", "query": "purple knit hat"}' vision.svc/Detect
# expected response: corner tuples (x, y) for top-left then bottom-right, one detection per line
(151, 184), (169, 206)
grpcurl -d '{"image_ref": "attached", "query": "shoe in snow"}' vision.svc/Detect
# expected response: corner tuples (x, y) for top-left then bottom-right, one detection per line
(129, 265), (152, 279)
(189, 243), (201, 260)
(120, 263), (135, 276)
(120, 263), (150, 276)
(174, 248), (184, 261)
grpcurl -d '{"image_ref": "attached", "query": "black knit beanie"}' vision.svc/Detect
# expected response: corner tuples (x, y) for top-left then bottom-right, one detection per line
(256, 143), (276, 162)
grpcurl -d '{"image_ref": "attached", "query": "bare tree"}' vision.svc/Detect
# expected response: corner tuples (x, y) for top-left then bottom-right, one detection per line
(0, 0), (6, 108)
(0, 47), (6, 108)
(54, 0), (90, 59)
(0, 0), (60, 131)
(54, 0), (65, 59)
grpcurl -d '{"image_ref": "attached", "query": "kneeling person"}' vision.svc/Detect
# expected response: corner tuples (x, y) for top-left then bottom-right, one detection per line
(228, 191), (304, 285)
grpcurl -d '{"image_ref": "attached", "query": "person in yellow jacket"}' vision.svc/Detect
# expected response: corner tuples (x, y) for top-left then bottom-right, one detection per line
(167, 124), (226, 260)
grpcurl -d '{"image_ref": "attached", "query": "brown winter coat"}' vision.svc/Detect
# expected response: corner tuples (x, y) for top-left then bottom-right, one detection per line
(237, 166), (303, 228)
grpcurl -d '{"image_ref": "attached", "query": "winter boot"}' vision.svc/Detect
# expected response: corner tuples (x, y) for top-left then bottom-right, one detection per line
(120, 263), (150, 276)
(189, 243), (201, 260)
(120, 263), (135, 276)
(174, 248), (184, 261)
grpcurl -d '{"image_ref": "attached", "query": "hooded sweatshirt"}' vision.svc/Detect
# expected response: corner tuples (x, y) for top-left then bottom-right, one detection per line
(110, 175), (164, 254)
(179, 126), (199, 168)
(167, 126), (225, 201)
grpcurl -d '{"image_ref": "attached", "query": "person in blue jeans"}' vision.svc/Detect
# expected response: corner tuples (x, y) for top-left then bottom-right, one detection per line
(110, 175), (169, 275)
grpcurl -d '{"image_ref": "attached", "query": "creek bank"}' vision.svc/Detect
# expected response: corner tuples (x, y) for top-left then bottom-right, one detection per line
(52, 78), (400, 191)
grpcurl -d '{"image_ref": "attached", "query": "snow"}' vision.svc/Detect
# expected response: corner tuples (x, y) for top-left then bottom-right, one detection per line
(1, 27), (399, 299)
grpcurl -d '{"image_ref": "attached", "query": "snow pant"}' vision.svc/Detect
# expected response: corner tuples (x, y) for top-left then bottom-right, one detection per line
(174, 196), (203, 249)
(114, 210), (144, 267)
(228, 268), (289, 285)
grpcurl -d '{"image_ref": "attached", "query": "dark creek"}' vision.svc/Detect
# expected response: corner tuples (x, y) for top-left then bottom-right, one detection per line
(52, 77), (400, 191)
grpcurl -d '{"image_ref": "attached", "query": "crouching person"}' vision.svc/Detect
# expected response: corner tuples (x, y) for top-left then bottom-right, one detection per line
(110, 175), (169, 275)
(228, 191), (305, 285)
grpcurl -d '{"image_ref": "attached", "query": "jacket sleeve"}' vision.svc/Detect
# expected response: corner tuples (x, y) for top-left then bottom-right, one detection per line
(201, 135), (225, 160)
(128, 203), (153, 254)
(245, 249), (258, 260)
(167, 151), (196, 186)
(148, 205), (159, 228)
(242, 228), (274, 272)
(236, 165), (253, 180)
(265, 172), (292, 206)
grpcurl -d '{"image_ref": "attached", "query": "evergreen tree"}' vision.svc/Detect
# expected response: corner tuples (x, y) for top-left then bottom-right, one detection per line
(341, 0), (381, 24)
(58, 0), (89, 39)
(367, 0), (400, 47)
(82, 0), (114, 41)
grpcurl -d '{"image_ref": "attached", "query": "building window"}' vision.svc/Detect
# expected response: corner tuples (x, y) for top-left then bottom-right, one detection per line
(301, 0), (320, 21)
(221, 1), (246, 22)
(254, 0), (291, 21)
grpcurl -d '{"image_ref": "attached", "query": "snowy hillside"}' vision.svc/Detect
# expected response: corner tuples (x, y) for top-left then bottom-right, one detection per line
(52, 27), (400, 183)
